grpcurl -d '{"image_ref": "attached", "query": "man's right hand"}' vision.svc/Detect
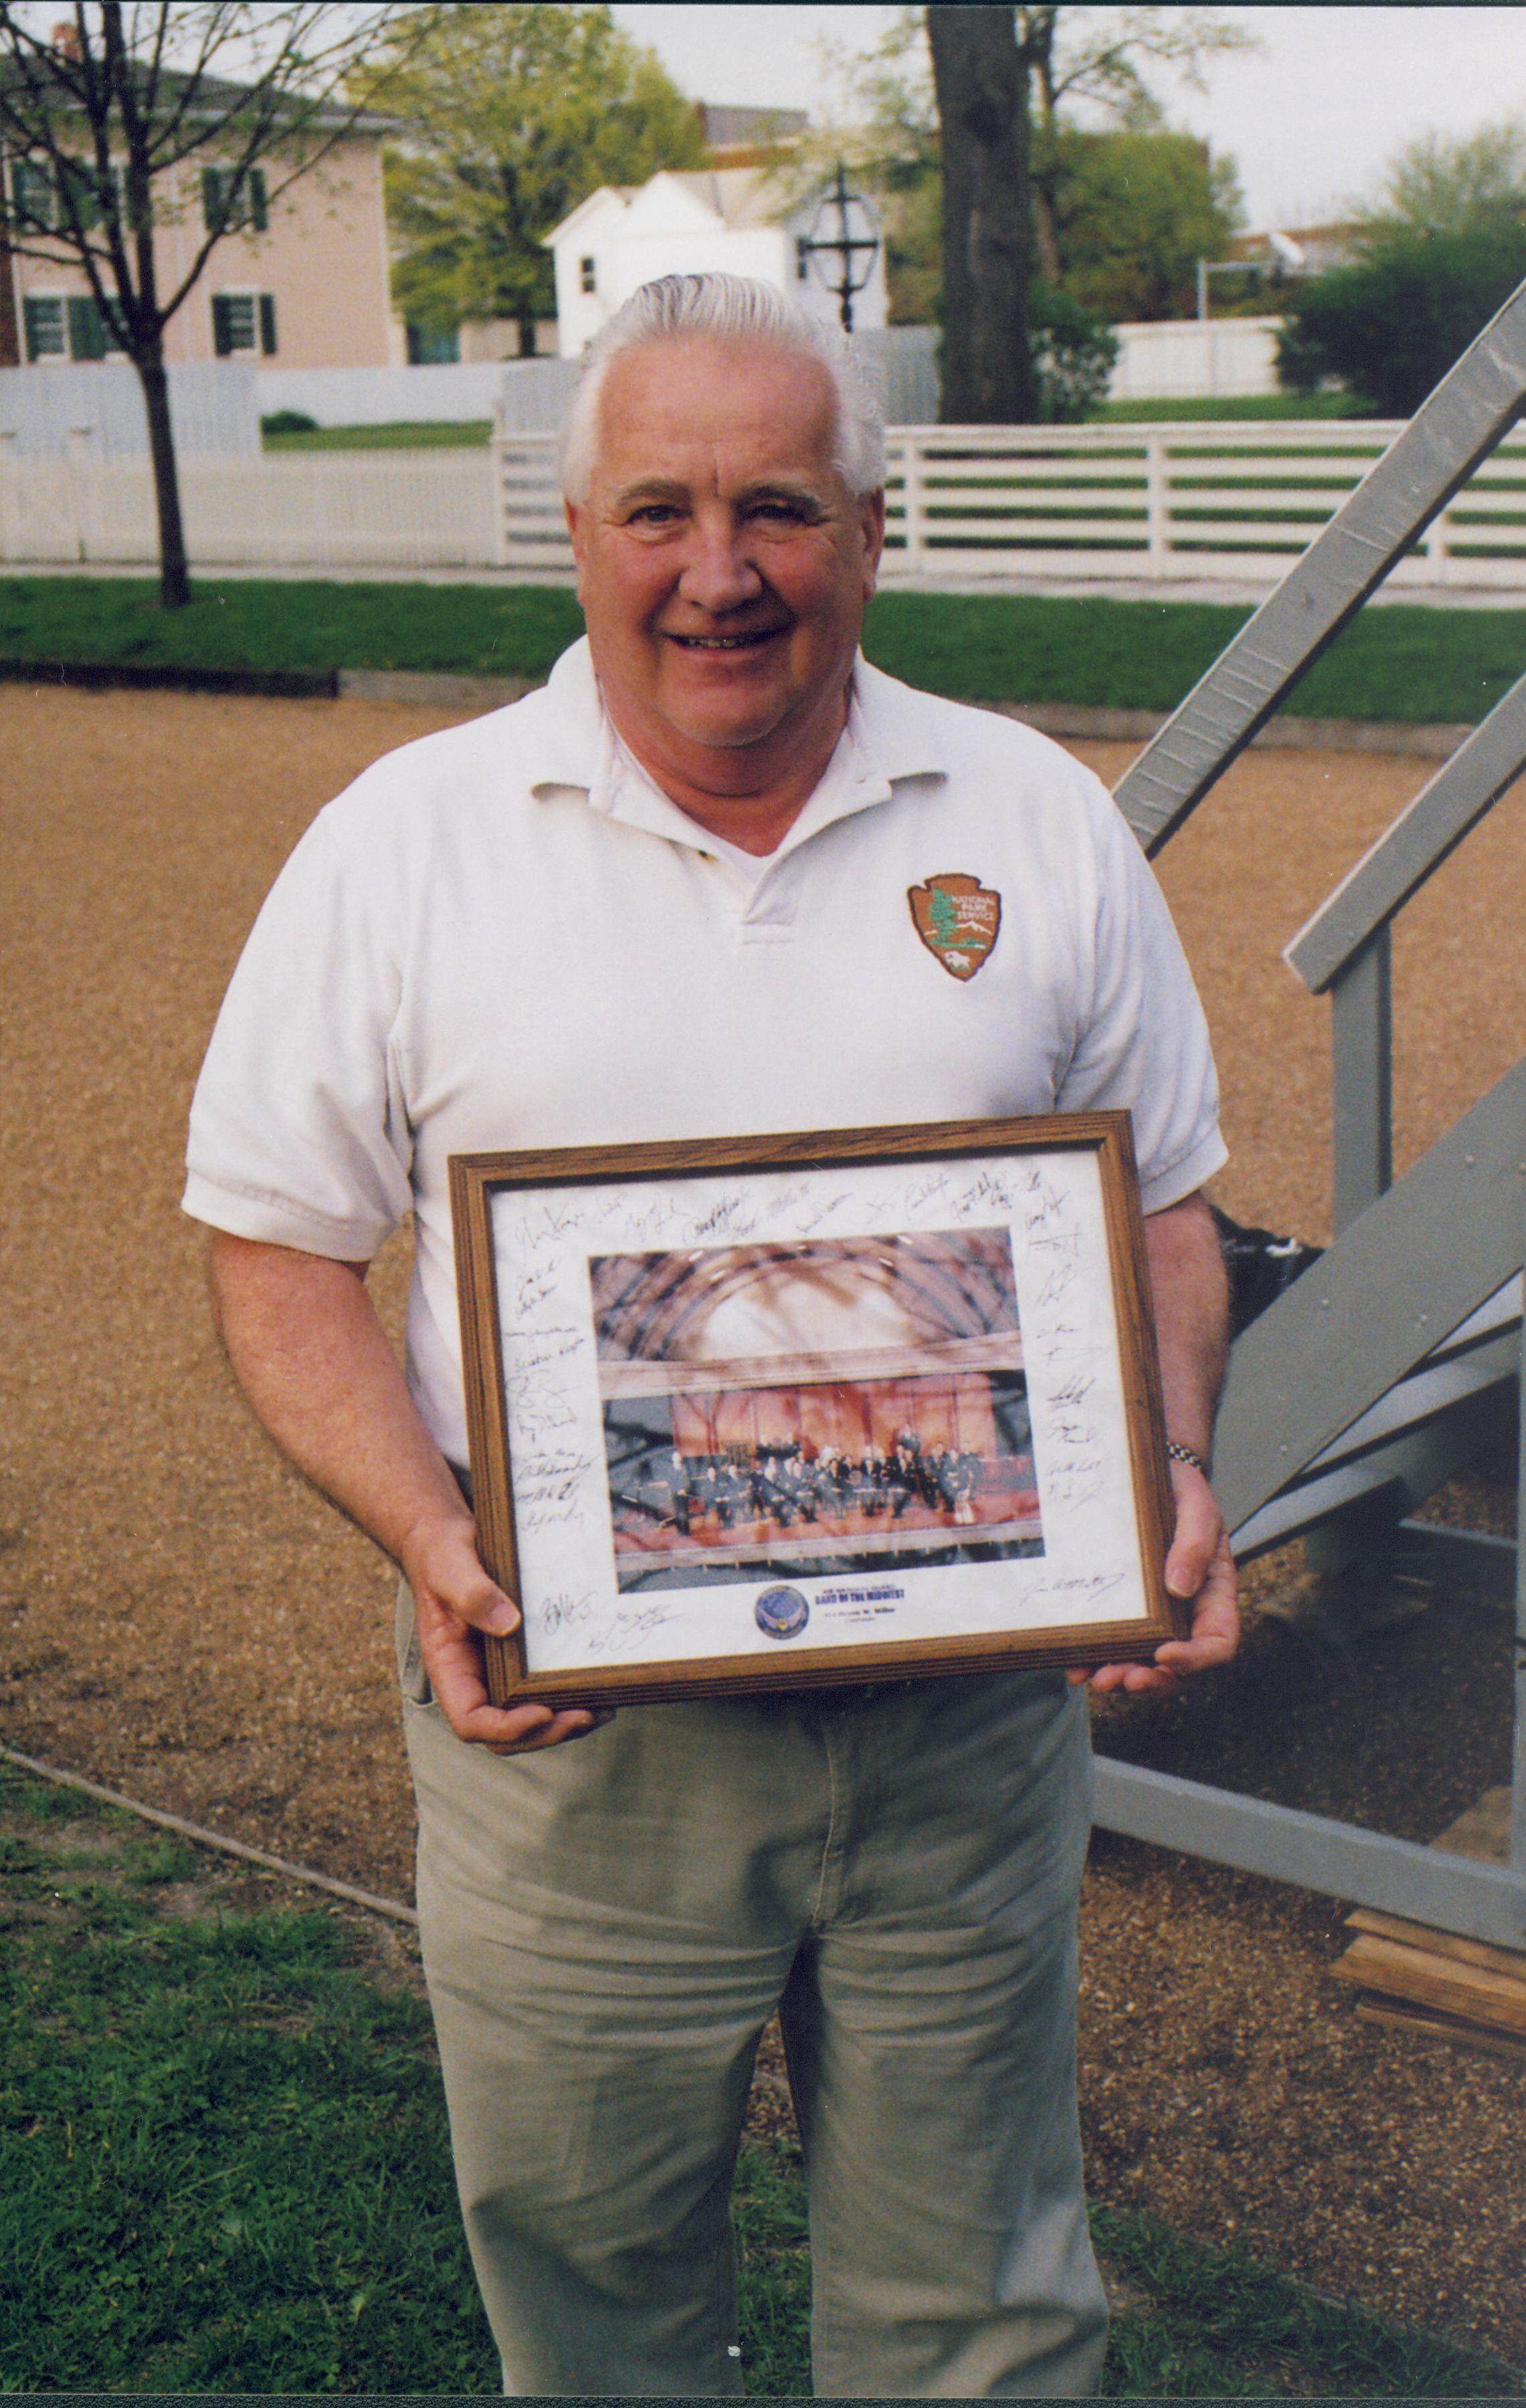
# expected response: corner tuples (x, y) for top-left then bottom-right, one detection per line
(404, 1515), (611, 1754)
(207, 1236), (611, 1761)
(403, 1516), (610, 1755)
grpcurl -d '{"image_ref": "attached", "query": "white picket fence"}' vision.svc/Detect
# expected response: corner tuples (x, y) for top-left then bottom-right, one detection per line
(4, 420), (1525, 586)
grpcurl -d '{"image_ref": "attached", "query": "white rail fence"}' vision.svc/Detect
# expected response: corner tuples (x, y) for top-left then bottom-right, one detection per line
(500, 421), (1526, 587)
(4, 421), (1525, 587)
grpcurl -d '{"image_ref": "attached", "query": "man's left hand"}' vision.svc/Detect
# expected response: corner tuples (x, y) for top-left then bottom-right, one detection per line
(1067, 1457), (1238, 1694)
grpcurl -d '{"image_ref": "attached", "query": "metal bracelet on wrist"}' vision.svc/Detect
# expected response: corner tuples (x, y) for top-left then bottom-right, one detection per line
(1166, 1439), (1210, 1478)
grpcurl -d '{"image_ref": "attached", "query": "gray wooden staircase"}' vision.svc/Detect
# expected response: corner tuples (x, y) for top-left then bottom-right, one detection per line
(1090, 280), (1526, 1948)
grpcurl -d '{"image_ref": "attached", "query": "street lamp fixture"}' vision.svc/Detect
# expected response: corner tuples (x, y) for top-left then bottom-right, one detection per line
(797, 163), (879, 335)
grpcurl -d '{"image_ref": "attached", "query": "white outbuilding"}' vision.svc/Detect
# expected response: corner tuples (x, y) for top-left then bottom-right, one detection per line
(547, 167), (888, 357)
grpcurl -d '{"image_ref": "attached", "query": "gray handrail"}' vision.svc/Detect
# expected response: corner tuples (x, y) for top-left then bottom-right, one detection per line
(1285, 670), (1526, 993)
(1113, 274), (1526, 858)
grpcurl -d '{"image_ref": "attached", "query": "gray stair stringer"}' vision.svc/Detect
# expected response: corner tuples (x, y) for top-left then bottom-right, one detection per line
(1111, 277), (1526, 859)
(1212, 1056), (1526, 1536)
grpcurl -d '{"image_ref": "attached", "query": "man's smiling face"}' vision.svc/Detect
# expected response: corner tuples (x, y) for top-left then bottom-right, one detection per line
(566, 336), (884, 793)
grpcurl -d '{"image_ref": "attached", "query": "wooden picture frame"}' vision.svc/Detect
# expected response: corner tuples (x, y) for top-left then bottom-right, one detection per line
(450, 1112), (1183, 1707)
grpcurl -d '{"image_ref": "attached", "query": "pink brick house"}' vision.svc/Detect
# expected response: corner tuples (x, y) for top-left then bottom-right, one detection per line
(2, 115), (394, 371)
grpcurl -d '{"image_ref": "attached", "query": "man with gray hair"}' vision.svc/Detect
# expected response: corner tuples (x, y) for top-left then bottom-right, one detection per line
(187, 272), (1236, 2397)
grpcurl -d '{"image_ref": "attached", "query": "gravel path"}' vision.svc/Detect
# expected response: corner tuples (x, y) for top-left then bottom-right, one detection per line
(2, 684), (1521, 2365)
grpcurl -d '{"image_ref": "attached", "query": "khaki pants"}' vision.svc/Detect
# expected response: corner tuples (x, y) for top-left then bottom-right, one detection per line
(399, 1591), (1107, 2398)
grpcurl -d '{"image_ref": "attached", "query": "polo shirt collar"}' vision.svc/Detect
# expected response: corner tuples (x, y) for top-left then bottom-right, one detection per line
(525, 637), (946, 859)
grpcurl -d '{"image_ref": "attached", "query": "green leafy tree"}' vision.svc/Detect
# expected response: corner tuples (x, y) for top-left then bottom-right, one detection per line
(1277, 227), (1526, 416)
(1051, 118), (1243, 321)
(1021, 6), (1250, 285)
(377, 3), (704, 359)
(1278, 115), (1526, 415)
(1357, 118), (1526, 245)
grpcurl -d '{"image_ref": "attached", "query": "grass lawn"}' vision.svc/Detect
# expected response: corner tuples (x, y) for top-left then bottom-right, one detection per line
(1, 573), (1523, 724)
(0, 574), (585, 683)
(2, 1758), (1519, 2398)
(262, 419), (494, 451)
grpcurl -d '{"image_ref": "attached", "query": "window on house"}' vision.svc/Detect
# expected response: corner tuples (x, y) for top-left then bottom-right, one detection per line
(22, 295), (67, 359)
(796, 234), (811, 282)
(202, 165), (269, 233)
(212, 291), (256, 353)
(405, 321), (459, 365)
(212, 290), (275, 355)
(579, 254), (596, 294)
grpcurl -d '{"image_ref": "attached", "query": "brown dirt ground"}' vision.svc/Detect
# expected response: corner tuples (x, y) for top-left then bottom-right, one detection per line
(2, 686), (1523, 2367)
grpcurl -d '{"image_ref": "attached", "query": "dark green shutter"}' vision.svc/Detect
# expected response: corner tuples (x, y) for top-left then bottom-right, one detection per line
(211, 293), (235, 355)
(201, 166), (224, 230)
(67, 296), (107, 360)
(258, 292), (276, 355)
(250, 169), (268, 233)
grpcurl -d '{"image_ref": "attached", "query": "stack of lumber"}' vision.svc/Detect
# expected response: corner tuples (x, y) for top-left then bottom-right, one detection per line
(1333, 1910), (1526, 2060)
(1331, 1790), (1526, 2059)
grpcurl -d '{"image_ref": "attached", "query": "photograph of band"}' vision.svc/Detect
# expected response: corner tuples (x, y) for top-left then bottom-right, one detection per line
(589, 1229), (1044, 1591)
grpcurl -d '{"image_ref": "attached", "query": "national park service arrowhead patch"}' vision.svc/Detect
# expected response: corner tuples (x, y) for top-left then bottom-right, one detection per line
(908, 873), (1002, 981)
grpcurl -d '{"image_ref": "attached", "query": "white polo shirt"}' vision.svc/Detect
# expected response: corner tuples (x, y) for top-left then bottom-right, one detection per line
(184, 638), (1225, 1466)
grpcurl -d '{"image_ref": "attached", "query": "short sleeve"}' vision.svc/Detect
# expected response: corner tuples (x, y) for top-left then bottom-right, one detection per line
(1057, 798), (1227, 1215)
(183, 813), (415, 1259)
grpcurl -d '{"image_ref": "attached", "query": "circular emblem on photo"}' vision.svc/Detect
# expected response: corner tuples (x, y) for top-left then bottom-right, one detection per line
(754, 1585), (809, 1639)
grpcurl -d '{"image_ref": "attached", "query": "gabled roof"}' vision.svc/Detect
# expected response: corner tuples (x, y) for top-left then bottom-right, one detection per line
(544, 184), (639, 247)
(547, 164), (812, 249)
(0, 53), (393, 138)
(657, 167), (795, 229)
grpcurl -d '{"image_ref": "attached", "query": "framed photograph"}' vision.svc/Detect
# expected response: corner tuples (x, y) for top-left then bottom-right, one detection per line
(450, 1112), (1183, 1707)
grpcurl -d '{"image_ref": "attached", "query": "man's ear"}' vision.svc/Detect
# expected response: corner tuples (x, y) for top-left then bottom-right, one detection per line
(858, 486), (886, 599)
(565, 498), (589, 604)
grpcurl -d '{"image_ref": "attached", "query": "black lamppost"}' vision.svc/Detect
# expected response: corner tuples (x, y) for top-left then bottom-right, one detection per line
(796, 163), (880, 334)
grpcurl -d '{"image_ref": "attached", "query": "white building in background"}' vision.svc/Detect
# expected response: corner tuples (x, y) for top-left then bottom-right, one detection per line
(547, 166), (888, 356)
(1107, 316), (1284, 403)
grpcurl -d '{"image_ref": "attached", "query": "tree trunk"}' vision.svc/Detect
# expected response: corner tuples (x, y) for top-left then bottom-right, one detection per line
(0, 225), (20, 368)
(928, 5), (1035, 423)
(1030, 166), (1062, 286)
(136, 346), (191, 609)
(516, 311), (537, 359)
